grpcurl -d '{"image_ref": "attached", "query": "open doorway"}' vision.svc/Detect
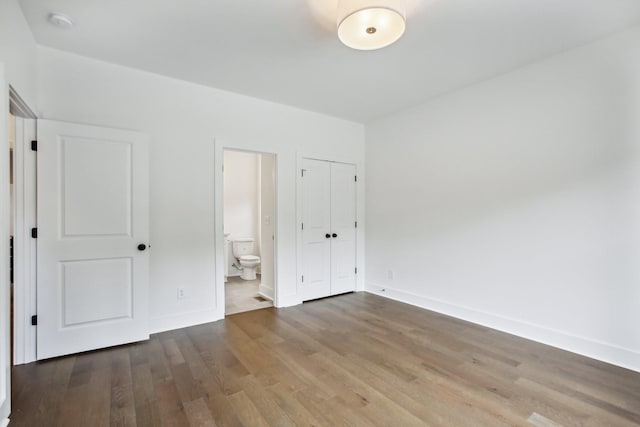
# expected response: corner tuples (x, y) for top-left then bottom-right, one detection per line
(223, 150), (276, 315)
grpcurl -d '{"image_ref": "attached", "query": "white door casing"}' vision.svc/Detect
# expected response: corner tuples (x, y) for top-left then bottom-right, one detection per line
(12, 116), (37, 365)
(300, 159), (356, 301)
(330, 162), (357, 295)
(259, 154), (276, 300)
(37, 120), (149, 360)
(301, 159), (332, 301)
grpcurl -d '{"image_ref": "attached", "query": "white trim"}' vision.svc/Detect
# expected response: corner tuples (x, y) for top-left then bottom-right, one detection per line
(275, 293), (302, 308)
(1, 64), (12, 425)
(295, 152), (303, 301)
(8, 85), (36, 119)
(1, 417), (9, 427)
(11, 117), (37, 365)
(149, 309), (221, 335)
(9, 85), (38, 365)
(214, 139), (225, 315)
(258, 284), (274, 301)
(366, 281), (640, 373)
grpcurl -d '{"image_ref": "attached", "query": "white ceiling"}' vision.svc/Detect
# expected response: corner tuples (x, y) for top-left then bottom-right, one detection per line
(19, 0), (640, 123)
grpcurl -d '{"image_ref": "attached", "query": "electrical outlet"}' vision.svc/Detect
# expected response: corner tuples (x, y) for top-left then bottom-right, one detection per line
(177, 288), (185, 299)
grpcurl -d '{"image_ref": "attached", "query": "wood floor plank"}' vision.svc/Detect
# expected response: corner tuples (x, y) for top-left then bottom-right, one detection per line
(293, 386), (369, 427)
(155, 381), (190, 427)
(236, 374), (298, 426)
(11, 355), (74, 424)
(110, 348), (137, 427)
(227, 389), (274, 427)
(10, 292), (640, 426)
(201, 387), (244, 427)
(183, 397), (218, 427)
(131, 361), (162, 426)
(267, 383), (328, 427)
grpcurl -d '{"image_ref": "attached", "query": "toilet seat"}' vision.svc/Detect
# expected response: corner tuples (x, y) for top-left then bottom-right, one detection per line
(240, 255), (260, 262)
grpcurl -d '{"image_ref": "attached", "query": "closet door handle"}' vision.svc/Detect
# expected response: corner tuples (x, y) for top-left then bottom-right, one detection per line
(325, 233), (331, 239)
(332, 233), (337, 238)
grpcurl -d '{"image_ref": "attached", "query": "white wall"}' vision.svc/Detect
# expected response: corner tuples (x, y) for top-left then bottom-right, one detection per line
(37, 46), (365, 332)
(0, 0), (37, 109)
(0, 65), (10, 427)
(365, 25), (640, 371)
(223, 151), (259, 246)
(224, 150), (260, 275)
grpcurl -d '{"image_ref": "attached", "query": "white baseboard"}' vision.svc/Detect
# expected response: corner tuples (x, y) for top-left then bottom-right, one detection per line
(150, 308), (222, 335)
(366, 282), (640, 373)
(258, 283), (274, 301)
(275, 293), (302, 308)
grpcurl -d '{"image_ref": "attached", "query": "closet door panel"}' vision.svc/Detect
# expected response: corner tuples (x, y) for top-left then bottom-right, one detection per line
(301, 159), (332, 300)
(330, 162), (357, 295)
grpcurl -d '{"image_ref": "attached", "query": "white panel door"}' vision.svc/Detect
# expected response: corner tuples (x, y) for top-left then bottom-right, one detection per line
(330, 162), (357, 295)
(301, 159), (332, 301)
(37, 120), (149, 360)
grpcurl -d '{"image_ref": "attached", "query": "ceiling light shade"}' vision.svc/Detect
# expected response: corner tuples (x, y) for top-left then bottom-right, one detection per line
(48, 12), (74, 29)
(337, 0), (406, 50)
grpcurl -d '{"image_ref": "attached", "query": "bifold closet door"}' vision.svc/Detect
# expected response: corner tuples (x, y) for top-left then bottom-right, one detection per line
(301, 159), (356, 301)
(330, 162), (357, 295)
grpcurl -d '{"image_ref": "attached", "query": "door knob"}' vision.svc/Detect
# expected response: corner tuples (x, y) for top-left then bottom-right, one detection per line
(332, 233), (337, 238)
(137, 244), (147, 251)
(325, 233), (331, 239)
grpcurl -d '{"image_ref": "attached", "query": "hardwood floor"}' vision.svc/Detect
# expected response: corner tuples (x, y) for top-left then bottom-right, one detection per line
(10, 292), (640, 426)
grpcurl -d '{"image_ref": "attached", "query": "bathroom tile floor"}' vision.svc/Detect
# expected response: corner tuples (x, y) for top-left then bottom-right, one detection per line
(225, 275), (273, 315)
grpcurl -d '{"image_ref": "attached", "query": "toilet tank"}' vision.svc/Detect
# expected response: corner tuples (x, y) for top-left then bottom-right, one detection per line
(232, 238), (254, 257)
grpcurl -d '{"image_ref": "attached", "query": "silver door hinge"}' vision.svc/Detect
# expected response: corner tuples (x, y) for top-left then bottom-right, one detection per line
(301, 275), (304, 283)
(355, 175), (357, 182)
(31, 140), (37, 151)
(355, 267), (358, 274)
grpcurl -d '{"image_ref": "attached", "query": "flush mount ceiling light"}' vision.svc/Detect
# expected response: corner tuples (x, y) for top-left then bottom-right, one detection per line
(337, 0), (406, 50)
(48, 12), (74, 29)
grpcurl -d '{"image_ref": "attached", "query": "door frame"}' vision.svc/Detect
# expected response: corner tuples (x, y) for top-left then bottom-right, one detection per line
(0, 74), (36, 424)
(0, 64), (10, 427)
(213, 141), (279, 316)
(9, 86), (37, 366)
(296, 155), (360, 301)
(10, 86), (37, 365)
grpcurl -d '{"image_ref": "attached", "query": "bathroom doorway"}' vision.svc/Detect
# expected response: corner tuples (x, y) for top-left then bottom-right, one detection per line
(223, 150), (276, 315)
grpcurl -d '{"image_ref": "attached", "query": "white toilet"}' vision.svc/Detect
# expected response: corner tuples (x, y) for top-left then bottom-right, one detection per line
(232, 238), (261, 280)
